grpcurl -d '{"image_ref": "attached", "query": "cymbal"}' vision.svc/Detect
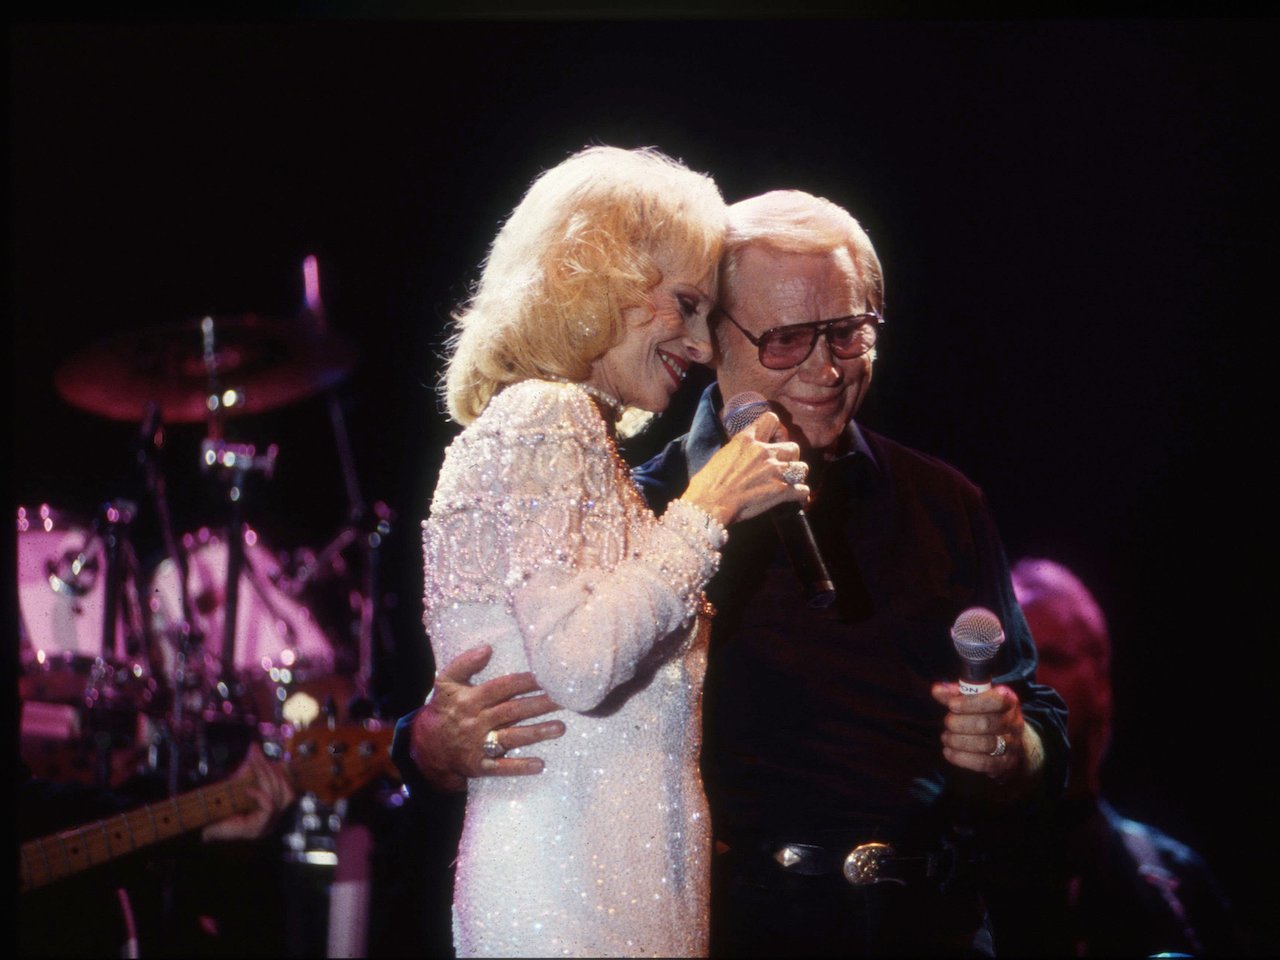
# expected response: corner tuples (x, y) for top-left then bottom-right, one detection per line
(54, 314), (358, 423)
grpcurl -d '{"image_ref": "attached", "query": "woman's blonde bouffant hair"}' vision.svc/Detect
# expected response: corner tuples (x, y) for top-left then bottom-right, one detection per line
(442, 145), (726, 425)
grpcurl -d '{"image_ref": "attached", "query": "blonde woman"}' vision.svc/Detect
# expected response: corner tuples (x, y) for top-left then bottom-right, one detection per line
(422, 146), (809, 957)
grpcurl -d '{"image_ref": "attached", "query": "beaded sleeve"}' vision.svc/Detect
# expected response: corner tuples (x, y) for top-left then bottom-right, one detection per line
(423, 380), (722, 712)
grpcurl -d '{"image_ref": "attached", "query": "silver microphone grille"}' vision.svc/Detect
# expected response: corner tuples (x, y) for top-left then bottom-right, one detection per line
(950, 606), (1006, 665)
(722, 391), (772, 437)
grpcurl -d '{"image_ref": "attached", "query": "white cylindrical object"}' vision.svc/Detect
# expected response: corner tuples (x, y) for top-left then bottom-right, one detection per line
(326, 824), (373, 959)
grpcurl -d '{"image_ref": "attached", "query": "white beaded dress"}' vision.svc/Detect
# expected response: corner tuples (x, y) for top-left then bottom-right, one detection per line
(422, 379), (724, 958)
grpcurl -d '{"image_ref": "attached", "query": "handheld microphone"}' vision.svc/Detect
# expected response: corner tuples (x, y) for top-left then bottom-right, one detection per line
(950, 606), (1005, 694)
(721, 391), (836, 609)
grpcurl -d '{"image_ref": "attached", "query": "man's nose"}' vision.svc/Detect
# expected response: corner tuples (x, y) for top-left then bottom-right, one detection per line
(799, 333), (843, 384)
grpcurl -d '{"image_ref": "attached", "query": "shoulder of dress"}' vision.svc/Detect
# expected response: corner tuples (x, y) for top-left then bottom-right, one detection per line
(490, 378), (591, 408)
(428, 378), (619, 516)
(478, 379), (603, 437)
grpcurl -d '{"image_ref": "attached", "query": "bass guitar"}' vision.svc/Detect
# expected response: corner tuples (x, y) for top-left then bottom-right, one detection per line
(20, 720), (397, 894)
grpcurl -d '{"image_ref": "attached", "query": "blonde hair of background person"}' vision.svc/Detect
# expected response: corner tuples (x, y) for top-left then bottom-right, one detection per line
(443, 144), (726, 433)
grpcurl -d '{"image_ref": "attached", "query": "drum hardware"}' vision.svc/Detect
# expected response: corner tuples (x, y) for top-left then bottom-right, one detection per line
(50, 288), (380, 710)
(148, 524), (345, 740)
(298, 255), (392, 711)
(41, 286), (384, 958)
(45, 274), (393, 888)
(135, 398), (293, 788)
(199, 437), (280, 710)
(95, 499), (144, 662)
(285, 793), (347, 867)
(135, 401), (201, 797)
(53, 312), (358, 424)
(279, 500), (395, 708)
(19, 502), (158, 788)
(353, 501), (394, 705)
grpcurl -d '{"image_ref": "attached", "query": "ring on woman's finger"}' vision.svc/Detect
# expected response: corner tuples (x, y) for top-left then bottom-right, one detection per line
(781, 462), (808, 486)
(989, 734), (1008, 758)
(482, 730), (507, 759)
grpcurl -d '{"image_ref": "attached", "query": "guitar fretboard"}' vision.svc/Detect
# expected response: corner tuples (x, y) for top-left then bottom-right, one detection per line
(20, 777), (255, 893)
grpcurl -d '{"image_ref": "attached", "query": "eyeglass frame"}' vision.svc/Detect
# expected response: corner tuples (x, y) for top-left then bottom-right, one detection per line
(714, 305), (884, 370)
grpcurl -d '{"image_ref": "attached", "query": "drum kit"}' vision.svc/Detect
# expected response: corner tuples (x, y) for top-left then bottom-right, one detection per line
(17, 282), (395, 838)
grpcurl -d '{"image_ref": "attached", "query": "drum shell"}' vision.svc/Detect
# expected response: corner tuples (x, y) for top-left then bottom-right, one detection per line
(148, 528), (349, 724)
(17, 505), (130, 663)
(17, 505), (154, 785)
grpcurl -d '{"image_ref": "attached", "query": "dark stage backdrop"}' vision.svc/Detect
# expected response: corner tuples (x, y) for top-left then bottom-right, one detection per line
(10, 15), (1274, 952)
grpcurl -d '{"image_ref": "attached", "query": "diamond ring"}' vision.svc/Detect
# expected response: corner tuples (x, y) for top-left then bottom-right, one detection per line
(482, 730), (506, 760)
(781, 462), (808, 486)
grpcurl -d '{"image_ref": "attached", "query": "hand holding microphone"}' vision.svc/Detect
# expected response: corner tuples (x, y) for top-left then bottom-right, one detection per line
(685, 391), (836, 608)
(932, 606), (1031, 778)
(678, 392), (816, 568)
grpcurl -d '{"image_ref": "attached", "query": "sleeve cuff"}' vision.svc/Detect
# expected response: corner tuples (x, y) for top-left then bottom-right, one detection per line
(665, 498), (728, 551)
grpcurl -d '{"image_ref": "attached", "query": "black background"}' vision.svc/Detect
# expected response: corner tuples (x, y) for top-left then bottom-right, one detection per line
(10, 11), (1276, 952)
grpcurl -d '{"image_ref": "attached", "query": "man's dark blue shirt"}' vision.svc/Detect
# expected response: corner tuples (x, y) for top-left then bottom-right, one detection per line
(632, 384), (1068, 844)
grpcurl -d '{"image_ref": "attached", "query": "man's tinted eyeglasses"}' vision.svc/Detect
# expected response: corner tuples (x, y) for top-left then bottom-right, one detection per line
(717, 307), (883, 370)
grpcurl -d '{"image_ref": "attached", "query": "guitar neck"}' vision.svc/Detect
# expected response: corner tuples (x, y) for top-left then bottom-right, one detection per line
(19, 721), (396, 895)
(20, 775), (256, 894)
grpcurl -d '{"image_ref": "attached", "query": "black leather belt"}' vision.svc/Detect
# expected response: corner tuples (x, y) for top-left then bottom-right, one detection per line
(723, 837), (964, 889)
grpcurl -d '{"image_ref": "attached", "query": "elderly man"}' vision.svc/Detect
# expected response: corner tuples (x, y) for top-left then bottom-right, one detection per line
(397, 189), (1068, 956)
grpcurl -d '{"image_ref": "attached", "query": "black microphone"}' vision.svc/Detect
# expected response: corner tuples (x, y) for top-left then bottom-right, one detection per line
(721, 391), (836, 609)
(950, 606), (1006, 695)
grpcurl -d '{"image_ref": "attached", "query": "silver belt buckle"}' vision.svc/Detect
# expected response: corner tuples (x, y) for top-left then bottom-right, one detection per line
(842, 841), (897, 886)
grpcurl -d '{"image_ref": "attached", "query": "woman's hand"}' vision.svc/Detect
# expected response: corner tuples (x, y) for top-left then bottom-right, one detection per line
(680, 411), (810, 527)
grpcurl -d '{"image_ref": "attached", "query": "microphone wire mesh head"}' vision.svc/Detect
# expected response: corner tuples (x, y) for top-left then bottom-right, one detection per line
(722, 391), (772, 437)
(951, 606), (1006, 665)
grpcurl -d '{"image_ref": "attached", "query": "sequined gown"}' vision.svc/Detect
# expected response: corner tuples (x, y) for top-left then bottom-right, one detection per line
(422, 380), (724, 958)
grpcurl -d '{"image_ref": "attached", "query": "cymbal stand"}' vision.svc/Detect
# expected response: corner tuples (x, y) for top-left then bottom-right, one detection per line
(196, 314), (270, 704)
(71, 498), (148, 788)
(135, 402), (201, 796)
(199, 437), (279, 705)
(300, 257), (391, 708)
(96, 500), (132, 662)
(137, 403), (197, 654)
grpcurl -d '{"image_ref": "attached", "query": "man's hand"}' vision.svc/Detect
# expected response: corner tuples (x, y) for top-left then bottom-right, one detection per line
(202, 743), (296, 842)
(930, 682), (1045, 784)
(410, 644), (565, 793)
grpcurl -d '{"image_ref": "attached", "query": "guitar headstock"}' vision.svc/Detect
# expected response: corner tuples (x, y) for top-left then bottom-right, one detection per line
(284, 720), (398, 805)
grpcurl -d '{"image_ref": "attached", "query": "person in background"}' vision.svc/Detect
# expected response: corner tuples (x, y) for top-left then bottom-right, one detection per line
(18, 742), (296, 957)
(985, 556), (1251, 957)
